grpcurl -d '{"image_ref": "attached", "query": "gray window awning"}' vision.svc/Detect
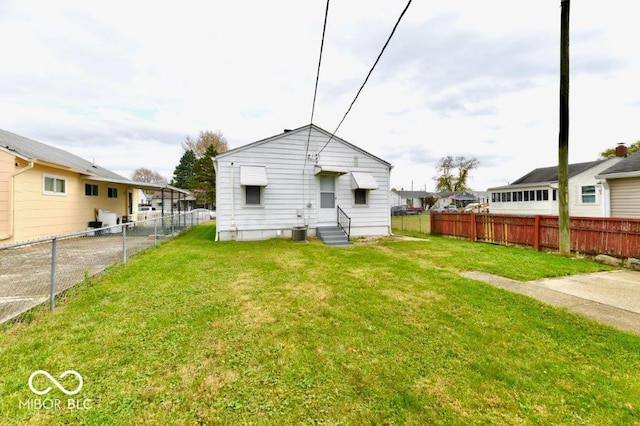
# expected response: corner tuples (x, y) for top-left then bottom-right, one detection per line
(351, 172), (379, 190)
(240, 166), (268, 186)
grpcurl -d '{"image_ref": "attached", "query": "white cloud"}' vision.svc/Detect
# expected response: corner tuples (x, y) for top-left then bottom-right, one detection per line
(1, 0), (638, 192)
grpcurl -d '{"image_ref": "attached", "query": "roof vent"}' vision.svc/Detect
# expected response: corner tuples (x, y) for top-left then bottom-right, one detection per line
(283, 129), (292, 133)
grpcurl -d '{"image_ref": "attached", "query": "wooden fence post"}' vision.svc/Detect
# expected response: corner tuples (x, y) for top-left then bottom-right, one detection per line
(470, 212), (477, 241)
(534, 215), (541, 251)
(430, 210), (435, 235)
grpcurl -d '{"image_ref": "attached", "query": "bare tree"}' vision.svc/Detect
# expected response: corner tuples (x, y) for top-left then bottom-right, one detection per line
(131, 168), (167, 185)
(182, 130), (229, 158)
(434, 156), (479, 192)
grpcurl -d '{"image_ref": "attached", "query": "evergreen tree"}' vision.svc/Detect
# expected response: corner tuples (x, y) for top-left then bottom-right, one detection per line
(191, 146), (217, 208)
(172, 150), (196, 189)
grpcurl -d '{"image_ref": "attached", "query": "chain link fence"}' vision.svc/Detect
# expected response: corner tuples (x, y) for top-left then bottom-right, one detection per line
(0, 212), (212, 325)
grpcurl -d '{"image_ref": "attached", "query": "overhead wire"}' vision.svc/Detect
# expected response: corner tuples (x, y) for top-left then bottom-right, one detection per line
(302, 0), (331, 211)
(304, 0), (331, 165)
(317, 0), (413, 155)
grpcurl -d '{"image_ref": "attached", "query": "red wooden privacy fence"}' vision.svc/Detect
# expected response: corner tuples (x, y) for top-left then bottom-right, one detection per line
(430, 212), (640, 258)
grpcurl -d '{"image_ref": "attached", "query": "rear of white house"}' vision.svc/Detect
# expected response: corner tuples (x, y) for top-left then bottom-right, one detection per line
(213, 124), (393, 241)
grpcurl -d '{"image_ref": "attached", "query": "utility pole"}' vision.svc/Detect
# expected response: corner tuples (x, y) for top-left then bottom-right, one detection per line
(558, 0), (571, 256)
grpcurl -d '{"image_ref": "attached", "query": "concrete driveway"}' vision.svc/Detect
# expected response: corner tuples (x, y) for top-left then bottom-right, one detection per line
(461, 270), (640, 335)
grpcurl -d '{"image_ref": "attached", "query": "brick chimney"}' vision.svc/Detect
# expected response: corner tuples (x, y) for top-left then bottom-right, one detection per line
(615, 143), (628, 157)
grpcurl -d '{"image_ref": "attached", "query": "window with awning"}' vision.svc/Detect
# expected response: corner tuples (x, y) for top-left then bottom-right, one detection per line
(240, 166), (268, 186)
(350, 172), (379, 190)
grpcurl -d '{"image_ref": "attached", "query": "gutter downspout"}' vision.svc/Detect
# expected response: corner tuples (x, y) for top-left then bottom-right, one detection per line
(1, 161), (35, 241)
(213, 158), (219, 241)
(230, 162), (237, 235)
(599, 180), (611, 217)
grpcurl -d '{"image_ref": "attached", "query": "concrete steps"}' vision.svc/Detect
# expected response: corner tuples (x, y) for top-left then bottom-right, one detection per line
(316, 226), (352, 246)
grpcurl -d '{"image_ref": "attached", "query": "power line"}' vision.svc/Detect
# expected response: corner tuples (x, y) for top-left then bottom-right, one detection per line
(318, 0), (412, 155)
(302, 0), (331, 210)
(304, 0), (331, 164)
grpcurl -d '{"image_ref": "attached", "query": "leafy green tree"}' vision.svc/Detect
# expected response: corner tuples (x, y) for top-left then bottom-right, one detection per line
(599, 140), (640, 159)
(434, 156), (479, 192)
(172, 150), (197, 189)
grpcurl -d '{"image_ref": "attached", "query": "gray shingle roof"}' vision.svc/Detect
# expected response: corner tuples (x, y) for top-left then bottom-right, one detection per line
(0, 128), (129, 182)
(394, 190), (438, 198)
(511, 160), (605, 185)
(598, 151), (640, 175)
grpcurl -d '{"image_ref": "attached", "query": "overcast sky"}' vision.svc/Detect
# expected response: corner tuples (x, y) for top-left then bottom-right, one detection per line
(1, 1), (638, 192)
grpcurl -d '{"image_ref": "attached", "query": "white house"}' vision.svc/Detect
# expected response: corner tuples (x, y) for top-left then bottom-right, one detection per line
(488, 155), (625, 217)
(213, 124), (393, 243)
(390, 190), (438, 210)
(431, 191), (480, 210)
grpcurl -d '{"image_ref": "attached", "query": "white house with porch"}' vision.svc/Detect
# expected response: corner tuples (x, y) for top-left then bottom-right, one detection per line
(213, 124), (393, 244)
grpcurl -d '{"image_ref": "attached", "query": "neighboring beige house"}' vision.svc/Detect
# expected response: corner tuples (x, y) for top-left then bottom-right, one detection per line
(596, 148), (640, 218)
(0, 129), (180, 245)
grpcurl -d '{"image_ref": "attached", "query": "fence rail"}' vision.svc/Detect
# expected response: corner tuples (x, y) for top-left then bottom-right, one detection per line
(0, 212), (212, 325)
(430, 211), (640, 258)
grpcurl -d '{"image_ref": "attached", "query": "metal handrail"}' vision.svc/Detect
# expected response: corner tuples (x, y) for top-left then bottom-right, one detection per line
(337, 205), (351, 241)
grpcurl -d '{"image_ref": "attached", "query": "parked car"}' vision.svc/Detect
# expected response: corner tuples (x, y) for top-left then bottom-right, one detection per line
(391, 205), (424, 216)
(462, 202), (489, 213)
(432, 205), (459, 213)
(406, 206), (425, 215)
(138, 205), (161, 220)
(192, 208), (216, 220)
(391, 205), (408, 216)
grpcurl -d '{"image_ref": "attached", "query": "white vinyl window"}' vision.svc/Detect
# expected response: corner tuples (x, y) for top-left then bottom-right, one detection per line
(44, 175), (66, 195)
(581, 185), (596, 203)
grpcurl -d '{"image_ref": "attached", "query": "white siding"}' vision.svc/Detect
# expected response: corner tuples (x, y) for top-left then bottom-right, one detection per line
(488, 158), (621, 217)
(215, 126), (391, 241)
(609, 177), (640, 218)
(489, 186), (555, 215)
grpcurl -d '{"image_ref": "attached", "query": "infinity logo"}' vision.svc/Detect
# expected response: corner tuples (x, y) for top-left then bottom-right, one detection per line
(28, 370), (83, 396)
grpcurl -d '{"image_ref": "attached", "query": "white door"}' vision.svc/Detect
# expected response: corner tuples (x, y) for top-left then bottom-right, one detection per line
(318, 175), (336, 225)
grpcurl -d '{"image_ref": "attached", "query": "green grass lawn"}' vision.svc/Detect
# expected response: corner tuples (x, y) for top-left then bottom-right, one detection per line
(1, 223), (639, 424)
